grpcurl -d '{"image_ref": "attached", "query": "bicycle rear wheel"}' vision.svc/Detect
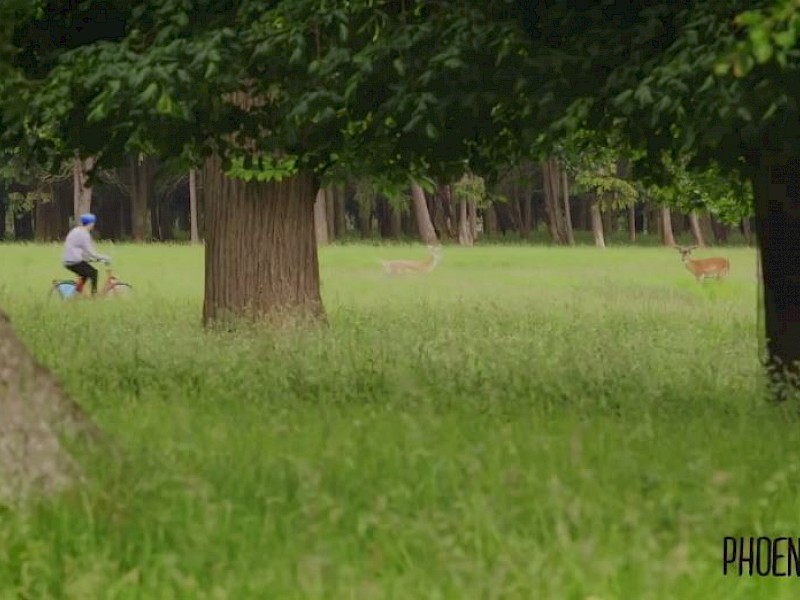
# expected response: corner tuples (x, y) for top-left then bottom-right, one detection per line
(106, 282), (133, 297)
(50, 280), (79, 300)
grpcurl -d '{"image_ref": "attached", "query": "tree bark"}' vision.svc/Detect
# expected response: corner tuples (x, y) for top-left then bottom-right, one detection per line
(410, 182), (439, 245)
(0, 187), (6, 240)
(189, 168), (200, 244)
(388, 201), (402, 239)
(483, 204), (498, 236)
(73, 157), (95, 220)
(357, 194), (373, 239)
(660, 206), (676, 246)
(710, 215), (729, 244)
(313, 188), (329, 245)
(468, 200), (478, 241)
(324, 187), (335, 241)
(688, 211), (706, 247)
(202, 156), (323, 324)
(561, 168), (575, 245)
(742, 216), (754, 246)
(334, 185), (347, 238)
(0, 309), (102, 502)
(628, 204), (636, 242)
(457, 200), (473, 246)
(752, 152), (800, 394)
(590, 198), (605, 248)
(541, 159), (566, 243)
(130, 156), (155, 242)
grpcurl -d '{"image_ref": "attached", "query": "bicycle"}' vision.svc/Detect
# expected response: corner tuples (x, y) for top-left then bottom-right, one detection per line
(50, 260), (133, 300)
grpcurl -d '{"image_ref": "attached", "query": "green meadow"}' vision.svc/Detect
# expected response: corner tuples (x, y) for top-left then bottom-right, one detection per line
(0, 242), (795, 599)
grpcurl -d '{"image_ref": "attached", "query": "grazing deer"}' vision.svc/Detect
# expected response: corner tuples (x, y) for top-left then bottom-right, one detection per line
(675, 245), (730, 281)
(381, 245), (443, 275)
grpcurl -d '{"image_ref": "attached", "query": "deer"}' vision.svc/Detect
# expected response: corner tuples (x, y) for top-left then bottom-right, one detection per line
(381, 245), (443, 275)
(675, 245), (730, 281)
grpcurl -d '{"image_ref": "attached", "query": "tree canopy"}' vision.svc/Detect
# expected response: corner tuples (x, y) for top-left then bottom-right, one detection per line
(0, 0), (533, 184)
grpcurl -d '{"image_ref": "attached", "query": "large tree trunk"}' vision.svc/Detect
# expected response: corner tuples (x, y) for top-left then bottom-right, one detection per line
(189, 169), (200, 244)
(688, 211), (706, 247)
(0, 309), (102, 502)
(410, 182), (439, 245)
(752, 152), (800, 395)
(660, 206), (676, 246)
(73, 157), (95, 220)
(313, 188), (329, 245)
(590, 198), (605, 248)
(202, 156), (323, 324)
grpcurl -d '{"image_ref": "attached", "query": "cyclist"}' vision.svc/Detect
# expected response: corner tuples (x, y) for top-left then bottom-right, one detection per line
(62, 213), (110, 295)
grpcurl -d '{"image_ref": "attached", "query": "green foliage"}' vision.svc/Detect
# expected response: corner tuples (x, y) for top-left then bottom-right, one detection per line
(225, 155), (299, 183)
(717, 0), (800, 75)
(451, 173), (489, 208)
(0, 0), (530, 186)
(646, 155), (754, 224)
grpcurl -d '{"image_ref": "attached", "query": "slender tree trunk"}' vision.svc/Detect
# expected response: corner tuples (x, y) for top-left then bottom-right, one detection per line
(710, 215), (729, 244)
(390, 205), (402, 239)
(742, 216), (754, 246)
(628, 204), (636, 242)
(661, 206), (676, 246)
(457, 200), (473, 246)
(189, 169), (200, 244)
(752, 152), (800, 396)
(688, 211), (705, 247)
(468, 200), (478, 241)
(541, 159), (566, 243)
(0, 309), (102, 502)
(700, 212), (715, 245)
(202, 156), (323, 324)
(357, 194), (373, 239)
(0, 188), (6, 240)
(130, 156), (155, 242)
(410, 182), (438, 245)
(561, 168), (575, 245)
(314, 188), (329, 245)
(73, 157), (95, 220)
(334, 185), (346, 238)
(590, 198), (605, 248)
(483, 204), (498, 236)
(34, 184), (65, 242)
(324, 187), (335, 241)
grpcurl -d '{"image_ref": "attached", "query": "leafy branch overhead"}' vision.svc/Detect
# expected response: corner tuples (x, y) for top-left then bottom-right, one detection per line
(0, 0), (531, 185)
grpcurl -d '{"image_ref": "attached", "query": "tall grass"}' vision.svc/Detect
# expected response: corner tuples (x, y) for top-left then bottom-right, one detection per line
(0, 242), (794, 598)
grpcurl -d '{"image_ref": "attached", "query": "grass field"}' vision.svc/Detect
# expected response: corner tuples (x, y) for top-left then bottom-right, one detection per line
(0, 242), (796, 599)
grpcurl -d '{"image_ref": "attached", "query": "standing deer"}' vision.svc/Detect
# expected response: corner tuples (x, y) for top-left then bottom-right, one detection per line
(381, 245), (443, 275)
(675, 245), (730, 281)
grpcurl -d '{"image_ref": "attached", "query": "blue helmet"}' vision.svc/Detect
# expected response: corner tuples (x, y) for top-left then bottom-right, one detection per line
(80, 213), (96, 226)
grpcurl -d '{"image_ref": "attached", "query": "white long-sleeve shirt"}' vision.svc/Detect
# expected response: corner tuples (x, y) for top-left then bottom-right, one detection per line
(62, 227), (108, 265)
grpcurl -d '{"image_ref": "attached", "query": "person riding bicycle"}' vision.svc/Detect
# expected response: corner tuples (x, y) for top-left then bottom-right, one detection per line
(62, 213), (110, 295)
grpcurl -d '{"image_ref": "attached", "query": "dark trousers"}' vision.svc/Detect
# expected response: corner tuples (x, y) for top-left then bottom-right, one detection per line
(66, 261), (98, 294)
